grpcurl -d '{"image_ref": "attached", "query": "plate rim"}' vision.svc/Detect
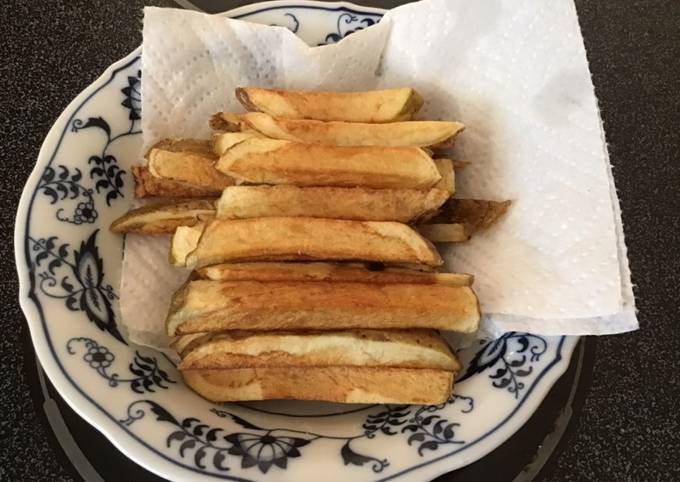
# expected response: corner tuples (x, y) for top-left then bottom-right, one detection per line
(14, 1), (578, 481)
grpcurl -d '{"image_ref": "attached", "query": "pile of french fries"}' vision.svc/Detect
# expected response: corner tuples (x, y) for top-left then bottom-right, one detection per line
(111, 87), (510, 405)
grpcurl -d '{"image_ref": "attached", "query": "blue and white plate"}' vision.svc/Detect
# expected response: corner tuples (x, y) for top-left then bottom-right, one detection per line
(15, 1), (578, 480)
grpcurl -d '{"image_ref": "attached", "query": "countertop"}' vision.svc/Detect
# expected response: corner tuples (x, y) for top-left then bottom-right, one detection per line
(1, 1), (678, 481)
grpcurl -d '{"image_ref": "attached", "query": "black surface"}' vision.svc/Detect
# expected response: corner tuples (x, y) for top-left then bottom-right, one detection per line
(2, 1), (679, 481)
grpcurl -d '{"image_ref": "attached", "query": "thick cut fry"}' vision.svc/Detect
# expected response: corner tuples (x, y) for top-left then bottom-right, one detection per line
(150, 138), (215, 156)
(181, 366), (453, 404)
(132, 166), (220, 198)
(166, 280), (480, 335)
(215, 158), (452, 221)
(235, 87), (424, 123)
(148, 148), (233, 192)
(215, 185), (448, 222)
(429, 199), (512, 234)
(216, 138), (440, 189)
(170, 217), (442, 268)
(417, 224), (469, 242)
(178, 329), (460, 371)
(197, 262), (473, 286)
(212, 112), (465, 148)
(211, 132), (263, 156)
(110, 200), (215, 235)
(433, 158), (455, 195)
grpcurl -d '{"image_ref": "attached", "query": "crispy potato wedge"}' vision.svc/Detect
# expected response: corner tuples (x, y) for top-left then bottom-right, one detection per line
(434, 158), (455, 195)
(148, 148), (233, 192)
(196, 262), (473, 286)
(170, 224), (205, 266)
(215, 185), (449, 222)
(166, 280), (479, 335)
(212, 112), (464, 147)
(416, 224), (469, 243)
(178, 329), (459, 371)
(132, 166), (220, 198)
(216, 138), (440, 189)
(235, 87), (424, 123)
(149, 138), (215, 156)
(181, 366), (453, 404)
(109, 200), (215, 235)
(170, 217), (442, 268)
(430, 199), (512, 234)
(211, 132), (263, 156)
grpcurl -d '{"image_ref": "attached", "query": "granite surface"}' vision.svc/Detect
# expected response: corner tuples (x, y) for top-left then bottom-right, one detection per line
(1, 1), (678, 481)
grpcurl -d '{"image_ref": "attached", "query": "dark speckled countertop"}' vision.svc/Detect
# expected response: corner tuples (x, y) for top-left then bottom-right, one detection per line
(1, 1), (678, 481)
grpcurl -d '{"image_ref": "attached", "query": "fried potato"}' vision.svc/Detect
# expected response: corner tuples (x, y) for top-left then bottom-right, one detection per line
(212, 112), (464, 148)
(416, 223), (469, 242)
(150, 138), (215, 156)
(434, 158), (455, 195)
(215, 185), (447, 222)
(148, 147), (233, 192)
(196, 262), (473, 286)
(170, 217), (442, 268)
(430, 199), (512, 234)
(211, 131), (263, 156)
(166, 280), (480, 335)
(235, 87), (424, 123)
(132, 166), (220, 198)
(110, 200), (215, 235)
(178, 329), (459, 371)
(216, 138), (440, 189)
(181, 366), (453, 404)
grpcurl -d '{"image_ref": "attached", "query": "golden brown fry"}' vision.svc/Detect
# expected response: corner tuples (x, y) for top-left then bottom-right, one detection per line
(216, 138), (440, 189)
(170, 217), (442, 268)
(416, 224), (469, 243)
(235, 87), (424, 123)
(215, 157), (452, 222)
(132, 166), (220, 198)
(181, 366), (453, 404)
(196, 262), (473, 286)
(433, 158), (455, 196)
(149, 138), (215, 156)
(109, 200), (215, 235)
(166, 280), (479, 335)
(215, 185), (448, 222)
(214, 112), (464, 147)
(430, 199), (512, 234)
(178, 329), (459, 371)
(148, 148), (233, 192)
(211, 132), (263, 156)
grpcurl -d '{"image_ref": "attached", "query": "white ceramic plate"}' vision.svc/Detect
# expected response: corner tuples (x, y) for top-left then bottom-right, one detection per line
(15, 2), (578, 481)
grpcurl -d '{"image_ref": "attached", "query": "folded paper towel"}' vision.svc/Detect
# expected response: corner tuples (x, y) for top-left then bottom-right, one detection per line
(120, 0), (637, 349)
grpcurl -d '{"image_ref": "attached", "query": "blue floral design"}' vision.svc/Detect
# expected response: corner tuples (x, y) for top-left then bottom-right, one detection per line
(458, 332), (548, 398)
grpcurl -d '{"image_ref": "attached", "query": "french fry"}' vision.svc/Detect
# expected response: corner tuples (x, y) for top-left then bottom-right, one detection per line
(216, 138), (441, 189)
(196, 262), (473, 286)
(181, 366), (454, 404)
(416, 223), (469, 242)
(132, 166), (221, 198)
(170, 217), (443, 268)
(211, 112), (464, 148)
(166, 280), (479, 335)
(235, 87), (424, 123)
(178, 329), (459, 371)
(110, 200), (215, 235)
(215, 185), (448, 222)
(148, 147), (233, 192)
(430, 199), (512, 234)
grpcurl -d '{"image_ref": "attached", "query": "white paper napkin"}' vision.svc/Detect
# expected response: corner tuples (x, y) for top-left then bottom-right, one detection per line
(120, 0), (637, 349)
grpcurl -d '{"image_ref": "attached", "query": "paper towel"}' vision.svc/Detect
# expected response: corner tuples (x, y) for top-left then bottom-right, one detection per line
(120, 0), (637, 349)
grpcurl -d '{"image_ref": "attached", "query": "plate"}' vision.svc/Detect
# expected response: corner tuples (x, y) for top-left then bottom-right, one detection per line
(15, 1), (578, 481)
